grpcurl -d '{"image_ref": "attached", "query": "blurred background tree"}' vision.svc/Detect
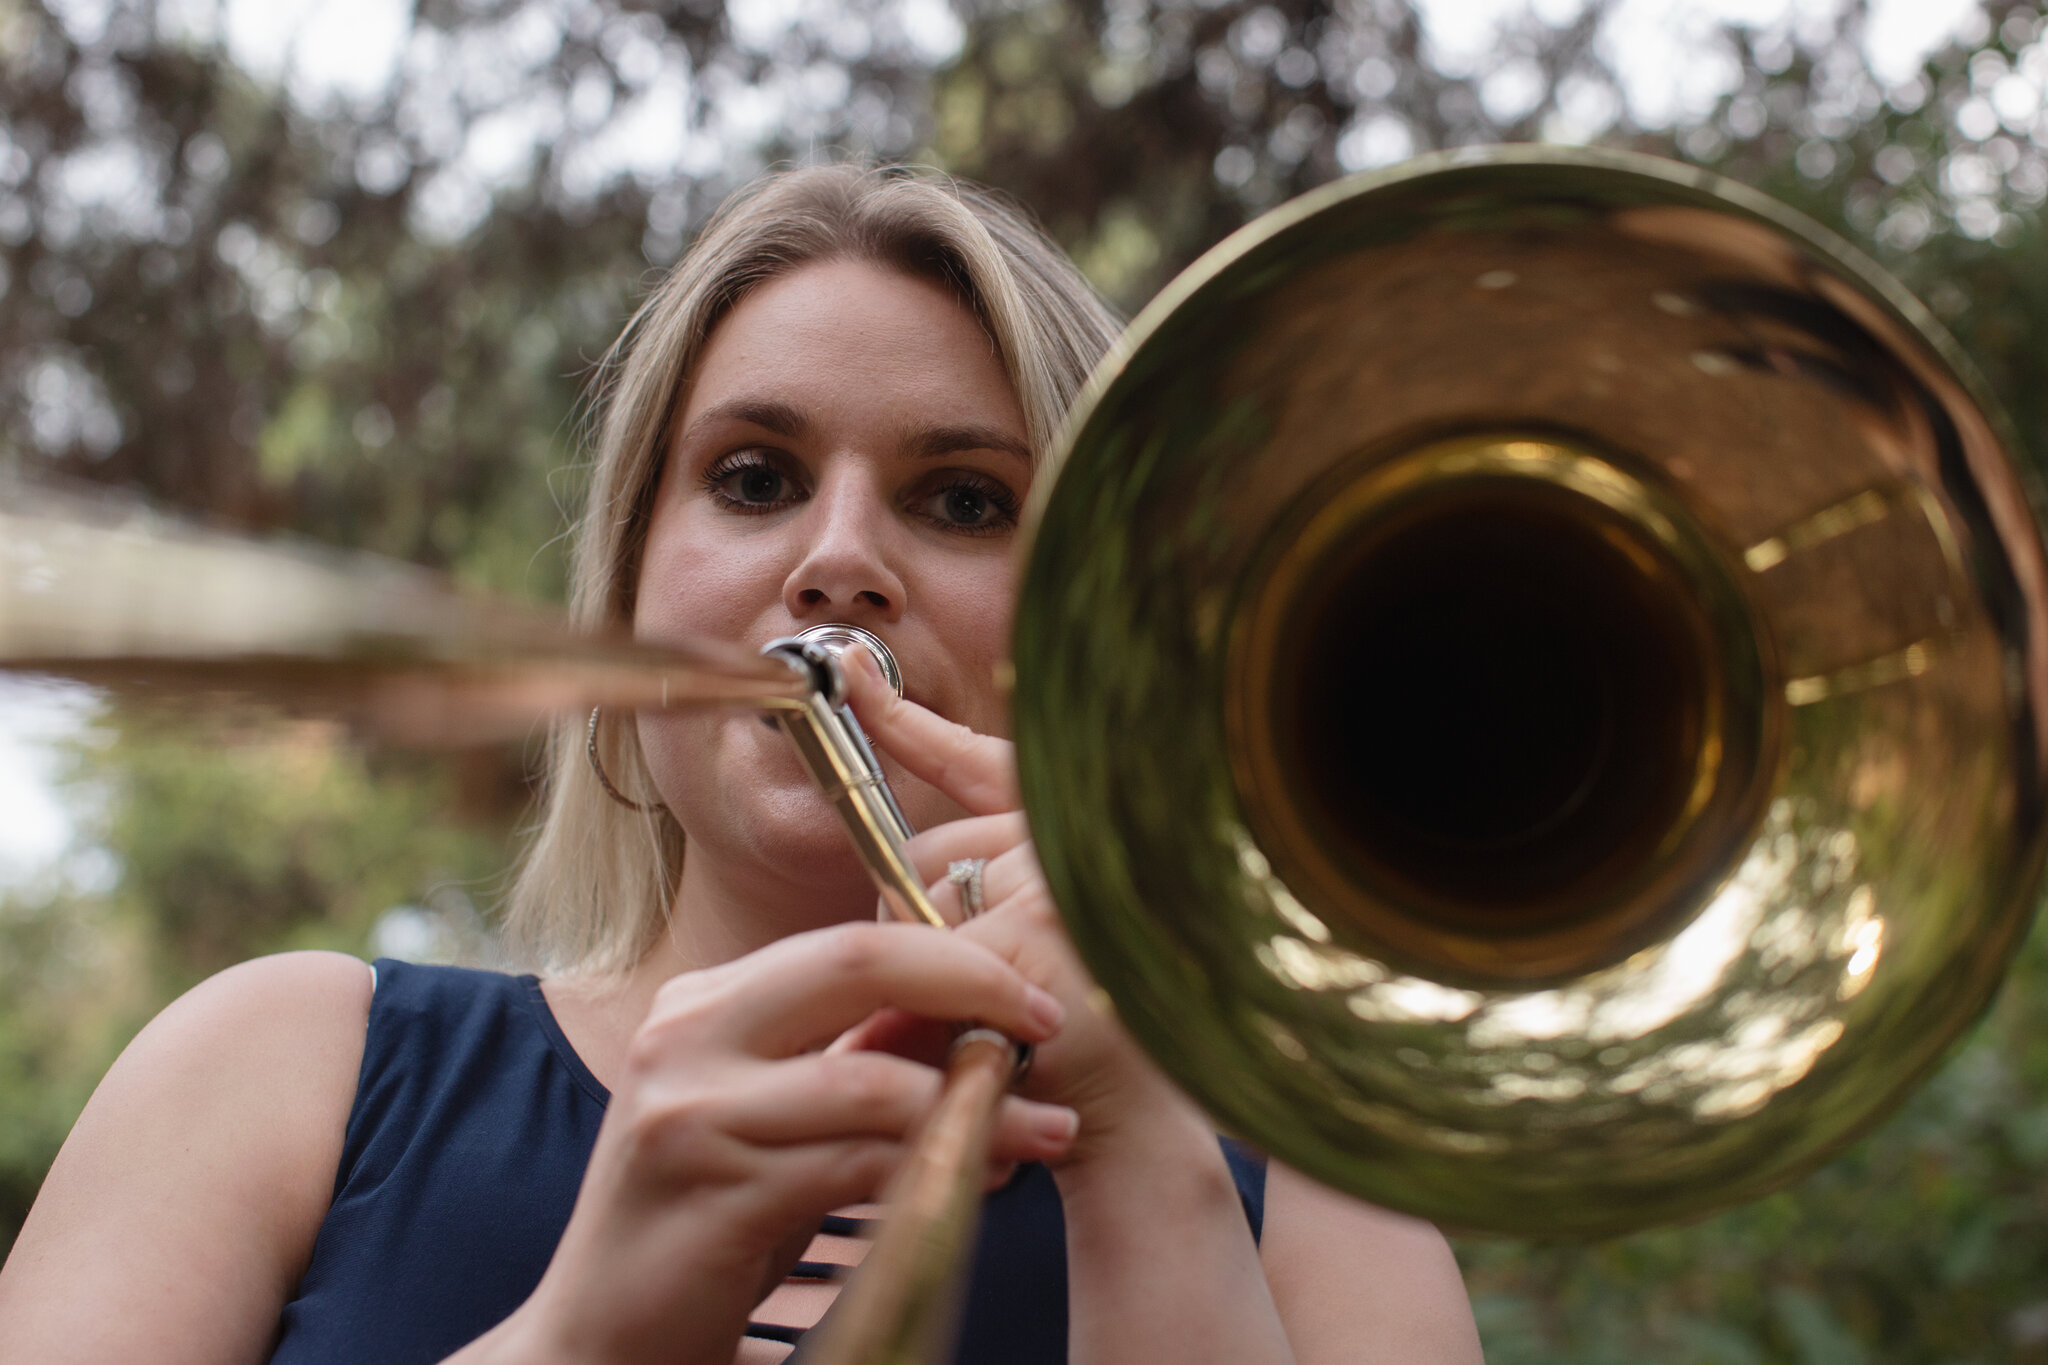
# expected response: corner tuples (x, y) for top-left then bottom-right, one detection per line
(4, 0), (2048, 1357)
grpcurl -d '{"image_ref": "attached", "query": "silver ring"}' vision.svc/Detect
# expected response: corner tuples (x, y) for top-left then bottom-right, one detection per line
(947, 857), (988, 919)
(949, 1026), (1031, 1082)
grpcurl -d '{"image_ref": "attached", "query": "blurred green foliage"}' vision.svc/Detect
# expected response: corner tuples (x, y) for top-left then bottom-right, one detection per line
(5, 0), (2048, 1357)
(0, 883), (136, 1251)
(1463, 912), (2048, 1363)
(0, 710), (509, 1247)
(89, 713), (510, 990)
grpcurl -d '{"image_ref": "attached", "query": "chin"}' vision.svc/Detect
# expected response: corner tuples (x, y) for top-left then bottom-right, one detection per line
(693, 745), (876, 880)
(752, 790), (873, 875)
(656, 712), (952, 906)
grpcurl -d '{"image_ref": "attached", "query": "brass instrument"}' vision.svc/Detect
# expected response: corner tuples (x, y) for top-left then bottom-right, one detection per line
(1014, 145), (2048, 1238)
(4, 146), (2046, 1351)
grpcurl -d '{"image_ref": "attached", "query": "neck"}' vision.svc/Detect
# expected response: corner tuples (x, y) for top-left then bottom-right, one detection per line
(549, 838), (879, 1091)
(673, 844), (878, 967)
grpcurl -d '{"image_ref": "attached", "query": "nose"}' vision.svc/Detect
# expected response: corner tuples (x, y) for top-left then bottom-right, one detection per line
(782, 469), (906, 623)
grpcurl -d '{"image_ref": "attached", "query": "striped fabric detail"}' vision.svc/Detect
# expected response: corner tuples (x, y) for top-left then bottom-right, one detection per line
(739, 1205), (881, 1361)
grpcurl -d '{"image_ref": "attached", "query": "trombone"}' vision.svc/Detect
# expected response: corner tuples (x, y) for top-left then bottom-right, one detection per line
(4, 146), (2045, 1360)
(1012, 144), (2046, 1242)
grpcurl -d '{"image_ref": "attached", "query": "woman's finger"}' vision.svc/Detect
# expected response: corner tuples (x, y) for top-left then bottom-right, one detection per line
(666, 921), (1064, 1060)
(922, 847), (1040, 929)
(903, 813), (1029, 874)
(901, 815), (1032, 925)
(735, 1096), (1066, 1231)
(842, 647), (1020, 816)
(949, 842), (1045, 923)
(828, 1006), (950, 1064)
(730, 1137), (906, 1232)
(679, 1051), (1077, 1164)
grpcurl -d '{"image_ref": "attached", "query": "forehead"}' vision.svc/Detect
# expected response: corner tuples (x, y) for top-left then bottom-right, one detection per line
(678, 258), (1024, 434)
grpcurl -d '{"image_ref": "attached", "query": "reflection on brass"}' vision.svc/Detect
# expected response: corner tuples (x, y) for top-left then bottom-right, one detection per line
(1744, 485), (1904, 572)
(1785, 639), (1938, 706)
(1015, 146), (2048, 1237)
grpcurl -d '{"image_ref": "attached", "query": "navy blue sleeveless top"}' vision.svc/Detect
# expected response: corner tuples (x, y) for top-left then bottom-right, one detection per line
(269, 959), (1265, 1364)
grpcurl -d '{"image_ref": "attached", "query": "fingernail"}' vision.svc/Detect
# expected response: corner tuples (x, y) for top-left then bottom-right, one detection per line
(1026, 986), (1065, 1035)
(1034, 1106), (1079, 1144)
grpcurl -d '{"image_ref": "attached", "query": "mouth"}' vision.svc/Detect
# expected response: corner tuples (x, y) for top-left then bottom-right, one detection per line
(754, 687), (939, 730)
(750, 629), (927, 723)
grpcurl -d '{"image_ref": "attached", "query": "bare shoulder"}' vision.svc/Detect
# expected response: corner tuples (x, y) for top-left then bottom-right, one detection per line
(87, 949), (376, 1169)
(1261, 1161), (1486, 1365)
(136, 949), (375, 1071)
(0, 951), (374, 1365)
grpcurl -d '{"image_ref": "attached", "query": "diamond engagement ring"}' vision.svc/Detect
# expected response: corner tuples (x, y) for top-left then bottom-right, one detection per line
(946, 858), (989, 919)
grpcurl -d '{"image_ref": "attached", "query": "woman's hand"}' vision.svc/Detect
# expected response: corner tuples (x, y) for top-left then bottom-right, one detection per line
(482, 923), (1075, 1365)
(838, 650), (1214, 1171)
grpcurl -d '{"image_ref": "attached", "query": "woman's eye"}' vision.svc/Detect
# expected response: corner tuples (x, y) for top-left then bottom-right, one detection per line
(703, 454), (801, 511)
(918, 473), (1019, 534)
(944, 485), (993, 525)
(735, 465), (785, 502)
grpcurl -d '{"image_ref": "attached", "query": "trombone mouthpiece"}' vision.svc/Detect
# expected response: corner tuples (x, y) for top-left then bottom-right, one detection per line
(789, 624), (904, 699)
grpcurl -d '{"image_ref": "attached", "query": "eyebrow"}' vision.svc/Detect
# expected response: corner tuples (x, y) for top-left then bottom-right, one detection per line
(903, 422), (1032, 466)
(679, 398), (1030, 466)
(675, 398), (810, 448)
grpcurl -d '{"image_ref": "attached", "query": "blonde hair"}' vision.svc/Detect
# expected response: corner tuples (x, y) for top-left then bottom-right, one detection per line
(507, 164), (1122, 974)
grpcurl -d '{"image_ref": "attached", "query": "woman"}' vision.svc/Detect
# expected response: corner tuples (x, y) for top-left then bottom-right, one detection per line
(0, 165), (1483, 1364)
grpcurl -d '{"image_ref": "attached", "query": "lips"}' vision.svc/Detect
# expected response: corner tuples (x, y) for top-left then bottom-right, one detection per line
(750, 629), (937, 712)
(754, 687), (943, 728)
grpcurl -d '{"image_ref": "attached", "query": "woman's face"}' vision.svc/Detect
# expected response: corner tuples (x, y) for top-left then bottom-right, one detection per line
(633, 257), (1031, 889)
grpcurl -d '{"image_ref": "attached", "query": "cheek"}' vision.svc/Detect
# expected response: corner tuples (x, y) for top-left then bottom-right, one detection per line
(927, 561), (1021, 735)
(634, 509), (784, 646)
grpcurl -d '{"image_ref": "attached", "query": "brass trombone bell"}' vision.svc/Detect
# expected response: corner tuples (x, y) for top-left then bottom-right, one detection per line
(1014, 146), (2048, 1237)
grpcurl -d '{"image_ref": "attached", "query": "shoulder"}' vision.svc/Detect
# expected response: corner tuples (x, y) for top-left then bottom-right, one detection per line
(88, 949), (373, 1142)
(120, 950), (377, 1136)
(150, 948), (375, 1056)
(56, 948), (373, 1224)
(0, 952), (374, 1362)
(1260, 1161), (1485, 1365)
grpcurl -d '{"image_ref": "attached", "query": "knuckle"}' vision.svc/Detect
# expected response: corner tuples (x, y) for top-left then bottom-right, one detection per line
(1013, 891), (1062, 935)
(651, 973), (693, 1010)
(648, 973), (724, 1030)
(651, 967), (717, 1015)
(817, 1052), (901, 1114)
(621, 1027), (668, 1081)
(624, 1090), (717, 1167)
(626, 992), (723, 1078)
(761, 1144), (893, 1224)
(956, 913), (1022, 964)
(822, 921), (890, 977)
(821, 1141), (898, 1205)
